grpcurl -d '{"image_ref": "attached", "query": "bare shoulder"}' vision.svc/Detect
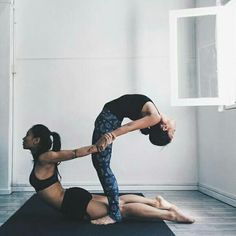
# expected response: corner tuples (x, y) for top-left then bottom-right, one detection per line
(142, 101), (160, 117)
(38, 151), (57, 164)
(34, 157), (57, 178)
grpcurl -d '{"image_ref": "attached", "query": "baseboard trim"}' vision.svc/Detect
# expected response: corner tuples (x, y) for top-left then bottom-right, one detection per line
(12, 183), (198, 192)
(0, 188), (12, 195)
(8, 183), (236, 208)
(198, 184), (236, 207)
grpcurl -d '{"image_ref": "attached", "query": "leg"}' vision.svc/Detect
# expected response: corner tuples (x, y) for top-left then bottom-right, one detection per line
(92, 151), (121, 222)
(91, 194), (109, 204)
(92, 194), (156, 206)
(92, 194), (173, 210)
(88, 195), (195, 224)
(88, 195), (118, 225)
(121, 202), (195, 223)
(86, 199), (108, 220)
(119, 194), (172, 209)
(91, 109), (122, 223)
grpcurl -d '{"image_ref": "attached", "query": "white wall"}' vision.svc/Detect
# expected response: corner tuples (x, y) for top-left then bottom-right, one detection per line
(0, 0), (12, 194)
(9, 0), (199, 191)
(198, 107), (236, 206)
(197, 0), (236, 207)
(195, 0), (232, 7)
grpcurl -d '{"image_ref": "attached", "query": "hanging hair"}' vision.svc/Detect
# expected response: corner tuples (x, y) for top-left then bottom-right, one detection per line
(30, 124), (62, 178)
(140, 123), (171, 146)
(50, 132), (61, 152)
(140, 128), (150, 135)
(149, 124), (171, 146)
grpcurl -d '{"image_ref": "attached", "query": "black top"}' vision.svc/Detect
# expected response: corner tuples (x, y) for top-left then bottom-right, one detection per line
(104, 94), (153, 121)
(29, 163), (58, 192)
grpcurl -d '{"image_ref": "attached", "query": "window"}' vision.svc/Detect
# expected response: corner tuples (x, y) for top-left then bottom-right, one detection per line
(169, 5), (235, 107)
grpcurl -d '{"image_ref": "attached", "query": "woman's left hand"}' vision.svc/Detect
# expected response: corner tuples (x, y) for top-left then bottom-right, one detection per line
(95, 132), (116, 152)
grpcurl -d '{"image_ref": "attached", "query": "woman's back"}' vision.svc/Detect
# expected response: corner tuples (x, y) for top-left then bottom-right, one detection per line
(104, 94), (153, 121)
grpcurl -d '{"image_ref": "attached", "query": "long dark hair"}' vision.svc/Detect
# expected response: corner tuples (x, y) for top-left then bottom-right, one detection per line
(30, 124), (61, 177)
(140, 123), (171, 146)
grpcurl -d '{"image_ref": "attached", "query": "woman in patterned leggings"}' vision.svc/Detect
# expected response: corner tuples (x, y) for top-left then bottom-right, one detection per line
(92, 94), (176, 224)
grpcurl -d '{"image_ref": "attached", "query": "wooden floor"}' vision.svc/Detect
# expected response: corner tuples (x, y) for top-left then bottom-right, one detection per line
(0, 190), (236, 235)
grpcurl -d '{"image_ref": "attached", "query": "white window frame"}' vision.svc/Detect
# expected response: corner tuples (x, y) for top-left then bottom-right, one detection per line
(169, 6), (235, 107)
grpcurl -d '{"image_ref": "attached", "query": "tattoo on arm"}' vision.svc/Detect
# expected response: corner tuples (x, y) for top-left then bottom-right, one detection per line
(72, 149), (77, 159)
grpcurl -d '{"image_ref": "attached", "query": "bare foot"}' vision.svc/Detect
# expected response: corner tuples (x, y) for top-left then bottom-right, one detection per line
(91, 215), (116, 225)
(155, 196), (172, 210)
(170, 206), (195, 223)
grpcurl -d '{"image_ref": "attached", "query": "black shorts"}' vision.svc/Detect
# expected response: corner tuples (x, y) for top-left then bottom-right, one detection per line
(60, 187), (92, 220)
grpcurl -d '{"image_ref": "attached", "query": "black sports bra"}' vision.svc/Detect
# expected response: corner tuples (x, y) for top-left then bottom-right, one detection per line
(29, 163), (59, 192)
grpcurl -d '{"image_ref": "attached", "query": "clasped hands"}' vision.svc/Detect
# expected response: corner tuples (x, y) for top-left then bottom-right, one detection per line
(95, 132), (116, 152)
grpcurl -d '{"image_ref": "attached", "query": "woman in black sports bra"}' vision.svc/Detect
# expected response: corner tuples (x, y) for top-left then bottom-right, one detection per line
(91, 94), (176, 224)
(23, 124), (194, 225)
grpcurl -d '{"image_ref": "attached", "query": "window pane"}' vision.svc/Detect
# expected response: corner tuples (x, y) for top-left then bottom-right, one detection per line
(177, 15), (218, 98)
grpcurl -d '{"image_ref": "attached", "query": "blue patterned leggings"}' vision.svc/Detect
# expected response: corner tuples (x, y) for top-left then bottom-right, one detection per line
(92, 108), (122, 221)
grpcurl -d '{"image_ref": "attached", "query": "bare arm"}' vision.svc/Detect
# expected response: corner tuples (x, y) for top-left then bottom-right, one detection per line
(112, 114), (161, 137)
(39, 145), (98, 163)
(95, 114), (161, 151)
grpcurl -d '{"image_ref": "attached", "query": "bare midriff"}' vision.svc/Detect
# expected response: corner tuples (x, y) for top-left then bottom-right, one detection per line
(37, 182), (65, 209)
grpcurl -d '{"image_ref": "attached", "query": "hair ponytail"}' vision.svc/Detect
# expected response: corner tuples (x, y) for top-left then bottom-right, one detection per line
(50, 132), (61, 152)
(50, 131), (62, 180)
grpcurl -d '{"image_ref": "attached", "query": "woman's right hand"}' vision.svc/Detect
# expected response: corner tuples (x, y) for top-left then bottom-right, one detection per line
(95, 132), (116, 152)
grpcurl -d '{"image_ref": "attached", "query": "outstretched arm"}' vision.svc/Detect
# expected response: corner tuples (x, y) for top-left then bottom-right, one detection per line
(112, 113), (160, 137)
(39, 145), (98, 163)
(96, 114), (161, 151)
